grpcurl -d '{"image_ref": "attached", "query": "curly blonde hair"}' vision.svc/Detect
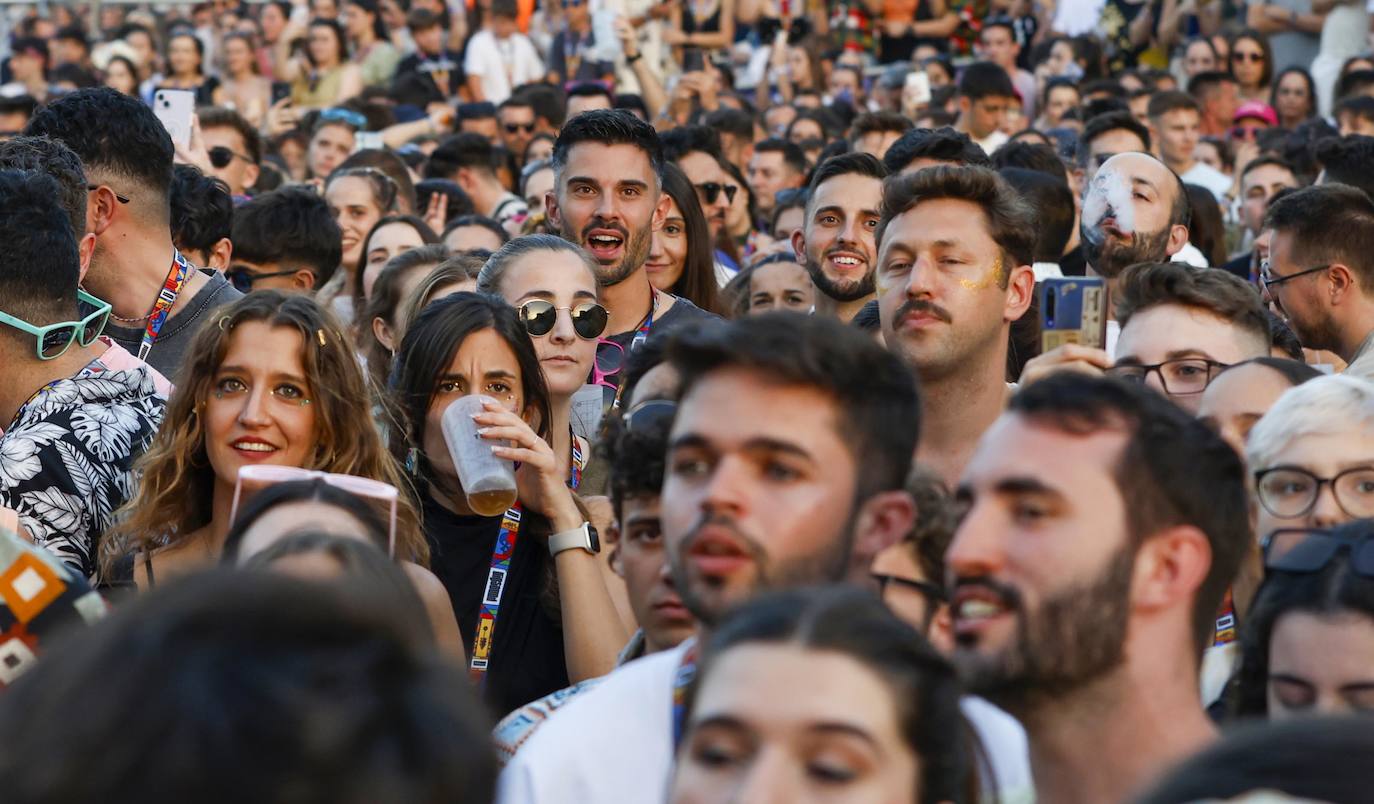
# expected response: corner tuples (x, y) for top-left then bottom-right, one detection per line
(103, 292), (427, 578)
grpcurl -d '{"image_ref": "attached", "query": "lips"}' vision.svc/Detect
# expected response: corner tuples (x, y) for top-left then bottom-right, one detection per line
(584, 225), (627, 262)
(686, 526), (754, 578)
(826, 250), (867, 274)
(650, 593), (692, 623)
(950, 581), (1016, 640)
(230, 437), (280, 460)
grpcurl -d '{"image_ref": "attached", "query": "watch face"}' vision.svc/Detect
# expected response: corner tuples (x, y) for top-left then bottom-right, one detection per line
(587, 524), (600, 553)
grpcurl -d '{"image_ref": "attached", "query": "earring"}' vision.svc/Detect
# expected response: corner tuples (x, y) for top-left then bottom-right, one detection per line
(405, 447), (419, 476)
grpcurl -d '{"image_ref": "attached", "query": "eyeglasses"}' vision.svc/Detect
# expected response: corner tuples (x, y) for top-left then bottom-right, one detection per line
(231, 465), (400, 558)
(621, 398), (676, 432)
(872, 573), (946, 603)
(594, 337), (626, 411)
(1263, 528), (1374, 577)
(1232, 51), (1265, 63)
(1260, 262), (1330, 295)
(208, 145), (254, 168)
(503, 121), (535, 134)
(225, 265), (302, 293)
(0, 289), (111, 361)
(1229, 125), (1263, 141)
(1106, 358), (1229, 395)
(1254, 465), (1374, 520)
(318, 106), (368, 130)
(518, 299), (609, 340)
(695, 182), (738, 205)
(87, 184), (130, 204)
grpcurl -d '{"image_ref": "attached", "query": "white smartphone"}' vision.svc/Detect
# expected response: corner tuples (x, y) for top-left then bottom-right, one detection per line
(905, 71), (931, 106)
(355, 131), (384, 152)
(153, 89), (196, 148)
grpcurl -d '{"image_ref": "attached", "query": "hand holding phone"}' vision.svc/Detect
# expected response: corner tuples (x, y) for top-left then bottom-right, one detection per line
(154, 89), (196, 148)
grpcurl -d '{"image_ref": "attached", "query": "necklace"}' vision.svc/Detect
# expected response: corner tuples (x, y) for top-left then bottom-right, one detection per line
(111, 310), (152, 323)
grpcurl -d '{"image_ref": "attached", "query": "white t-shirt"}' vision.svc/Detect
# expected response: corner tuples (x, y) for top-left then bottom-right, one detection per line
(463, 30), (545, 104)
(1181, 162), (1233, 203)
(497, 641), (1035, 804)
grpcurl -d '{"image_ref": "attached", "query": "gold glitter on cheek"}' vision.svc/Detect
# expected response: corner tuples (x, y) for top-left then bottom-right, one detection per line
(958, 255), (1005, 291)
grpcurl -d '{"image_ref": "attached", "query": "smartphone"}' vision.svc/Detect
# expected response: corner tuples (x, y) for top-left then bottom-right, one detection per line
(682, 47), (705, 73)
(153, 89), (196, 148)
(905, 71), (931, 105)
(271, 81), (292, 105)
(1039, 277), (1108, 352)
(355, 131), (384, 152)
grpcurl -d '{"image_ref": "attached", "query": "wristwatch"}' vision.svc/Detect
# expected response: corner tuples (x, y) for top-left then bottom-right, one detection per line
(549, 522), (600, 556)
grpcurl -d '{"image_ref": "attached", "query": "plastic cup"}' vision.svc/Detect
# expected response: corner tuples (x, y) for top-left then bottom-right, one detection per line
(441, 395), (518, 516)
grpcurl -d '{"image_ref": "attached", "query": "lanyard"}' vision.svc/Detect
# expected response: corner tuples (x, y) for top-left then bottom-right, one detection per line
(138, 250), (194, 362)
(671, 639), (700, 749)
(467, 439), (588, 687)
(631, 288), (660, 352)
(1213, 588), (1237, 646)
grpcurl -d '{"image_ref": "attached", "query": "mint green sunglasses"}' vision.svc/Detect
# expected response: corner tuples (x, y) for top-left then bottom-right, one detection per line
(0, 290), (113, 361)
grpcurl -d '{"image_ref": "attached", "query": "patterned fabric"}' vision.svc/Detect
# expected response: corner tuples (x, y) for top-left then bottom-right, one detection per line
(0, 510), (107, 688)
(0, 361), (166, 581)
(828, 0), (875, 52)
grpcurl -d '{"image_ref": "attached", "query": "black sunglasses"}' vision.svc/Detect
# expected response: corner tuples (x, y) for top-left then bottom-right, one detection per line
(695, 182), (738, 205)
(621, 399), (676, 432)
(504, 122), (536, 134)
(519, 299), (609, 339)
(88, 184), (130, 204)
(1263, 528), (1374, 576)
(225, 266), (301, 292)
(208, 146), (253, 169)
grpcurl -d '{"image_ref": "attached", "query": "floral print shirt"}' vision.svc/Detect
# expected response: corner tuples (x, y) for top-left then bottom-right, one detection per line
(0, 360), (166, 581)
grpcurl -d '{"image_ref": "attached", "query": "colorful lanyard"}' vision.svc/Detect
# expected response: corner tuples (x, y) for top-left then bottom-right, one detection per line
(671, 639), (700, 749)
(631, 288), (660, 352)
(137, 250), (194, 362)
(1213, 588), (1237, 646)
(467, 440), (588, 687)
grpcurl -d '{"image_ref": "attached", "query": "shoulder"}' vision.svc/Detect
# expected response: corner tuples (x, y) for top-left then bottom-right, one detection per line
(660, 295), (725, 328)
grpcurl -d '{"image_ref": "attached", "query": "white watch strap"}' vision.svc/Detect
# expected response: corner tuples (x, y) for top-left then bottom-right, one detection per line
(549, 523), (591, 556)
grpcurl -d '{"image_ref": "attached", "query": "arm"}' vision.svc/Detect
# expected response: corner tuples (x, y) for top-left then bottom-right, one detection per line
(335, 63), (364, 102)
(1246, 1), (1296, 33)
(380, 111), (448, 149)
(401, 562), (468, 664)
(911, 0), (961, 36)
(1127, 1), (1156, 47)
(618, 17), (668, 118)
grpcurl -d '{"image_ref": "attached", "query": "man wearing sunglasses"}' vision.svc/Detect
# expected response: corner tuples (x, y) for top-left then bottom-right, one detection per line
(228, 187), (343, 294)
(661, 126), (738, 248)
(497, 97), (538, 165)
(1264, 184), (1374, 382)
(0, 169), (166, 582)
(197, 107), (260, 200)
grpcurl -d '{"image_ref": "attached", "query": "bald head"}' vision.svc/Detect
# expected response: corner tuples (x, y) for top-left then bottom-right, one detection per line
(1080, 152), (1191, 278)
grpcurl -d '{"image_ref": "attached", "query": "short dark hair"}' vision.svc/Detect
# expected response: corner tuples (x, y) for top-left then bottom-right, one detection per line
(1336, 68), (1374, 104)
(1077, 111), (1151, 165)
(1008, 373), (1251, 656)
(24, 87), (175, 204)
(753, 138), (807, 176)
(1186, 70), (1238, 99)
(704, 108), (754, 141)
(878, 165), (1036, 274)
(458, 101), (497, 121)
(0, 169), (80, 325)
(513, 83), (565, 128)
(668, 312), (920, 499)
(0, 135), (87, 239)
(197, 106), (263, 164)
(998, 167), (1074, 262)
(231, 187), (344, 285)
(807, 151), (887, 199)
(958, 61), (1017, 102)
(660, 124), (725, 163)
(0, 570), (498, 801)
(849, 110), (914, 144)
(1042, 76), (1081, 108)
(601, 404), (670, 524)
(1238, 154), (1296, 186)
(1315, 135), (1374, 200)
(1336, 94), (1374, 124)
(1081, 78), (1126, 99)
(170, 165), (233, 257)
(551, 109), (664, 186)
(990, 140), (1068, 184)
(566, 81), (615, 107)
(425, 132), (498, 180)
(1265, 183), (1374, 289)
(1147, 90), (1201, 120)
(442, 214), (510, 248)
(415, 178), (476, 222)
(1114, 263), (1270, 350)
(882, 127), (991, 173)
(1265, 310), (1305, 361)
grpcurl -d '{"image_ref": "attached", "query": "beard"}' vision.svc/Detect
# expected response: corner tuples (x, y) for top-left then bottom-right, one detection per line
(888, 297), (1004, 382)
(1080, 224), (1173, 279)
(953, 543), (1135, 713)
(559, 215), (654, 288)
(1281, 304), (1340, 353)
(806, 254), (876, 303)
(670, 513), (854, 627)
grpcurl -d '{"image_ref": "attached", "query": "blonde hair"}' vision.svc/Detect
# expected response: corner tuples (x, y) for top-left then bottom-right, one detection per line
(1247, 374), (1374, 471)
(103, 292), (427, 577)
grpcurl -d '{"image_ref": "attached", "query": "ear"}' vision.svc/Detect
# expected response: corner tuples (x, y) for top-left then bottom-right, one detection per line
(294, 269), (317, 291)
(1328, 262), (1357, 306)
(1129, 524), (1212, 616)
(545, 188), (562, 230)
(1004, 263), (1035, 323)
(958, 96), (971, 118)
(849, 489), (918, 587)
(243, 162), (261, 192)
(89, 185), (118, 237)
(373, 314), (395, 352)
(790, 226), (807, 264)
(77, 232), (96, 283)
(209, 237), (233, 273)
(1165, 223), (1190, 256)
(652, 188), (671, 232)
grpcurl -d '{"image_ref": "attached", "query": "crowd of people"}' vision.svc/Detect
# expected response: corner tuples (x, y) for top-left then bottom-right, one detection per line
(2, 0), (1374, 801)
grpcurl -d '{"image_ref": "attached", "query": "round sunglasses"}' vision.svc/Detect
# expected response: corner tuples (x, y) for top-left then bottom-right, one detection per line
(519, 299), (609, 339)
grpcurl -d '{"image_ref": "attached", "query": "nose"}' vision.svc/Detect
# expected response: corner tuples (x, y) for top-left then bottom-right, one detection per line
(903, 255), (938, 300)
(945, 501), (1007, 587)
(728, 748), (802, 804)
(595, 188), (619, 221)
(648, 227), (666, 261)
(1310, 482), (1348, 528)
(236, 386), (272, 428)
(699, 455), (750, 519)
(549, 306), (576, 344)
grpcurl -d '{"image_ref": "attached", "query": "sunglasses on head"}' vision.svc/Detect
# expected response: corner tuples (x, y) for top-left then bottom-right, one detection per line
(1263, 528), (1374, 577)
(518, 299), (609, 339)
(319, 106), (368, 130)
(695, 182), (738, 205)
(504, 121), (536, 134)
(208, 146), (253, 168)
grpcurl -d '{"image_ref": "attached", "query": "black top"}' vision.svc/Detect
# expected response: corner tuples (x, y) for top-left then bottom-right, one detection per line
(1222, 252), (1253, 280)
(422, 495), (569, 718)
(603, 295), (722, 352)
(1059, 244), (1087, 277)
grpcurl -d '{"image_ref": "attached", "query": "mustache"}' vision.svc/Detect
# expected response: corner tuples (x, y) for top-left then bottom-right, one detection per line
(823, 244), (868, 263)
(580, 218), (629, 240)
(892, 298), (953, 330)
(952, 576), (1023, 609)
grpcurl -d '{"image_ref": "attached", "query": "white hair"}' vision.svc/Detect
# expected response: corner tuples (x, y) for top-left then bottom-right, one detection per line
(1246, 374), (1374, 471)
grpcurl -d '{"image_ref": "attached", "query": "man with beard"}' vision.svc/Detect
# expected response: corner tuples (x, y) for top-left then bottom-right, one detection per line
(948, 372), (1250, 804)
(1263, 185), (1374, 383)
(875, 165), (1035, 487)
(662, 126), (741, 276)
(498, 314), (1030, 802)
(545, 110), (718, 364)
(792, 152), (888, 323)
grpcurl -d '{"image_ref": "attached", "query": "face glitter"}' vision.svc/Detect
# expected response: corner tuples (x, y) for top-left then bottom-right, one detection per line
(959, 255), (1006, 290)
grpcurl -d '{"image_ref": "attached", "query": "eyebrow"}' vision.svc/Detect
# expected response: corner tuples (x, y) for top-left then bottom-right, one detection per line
(217, 366), (310, 386)
(436, 369), (519, 384)
(692, 714), (879, 748)
(668, 433), (815, 461)
(958, 474), (1064, 500)
(1131, 176), (1159, 193)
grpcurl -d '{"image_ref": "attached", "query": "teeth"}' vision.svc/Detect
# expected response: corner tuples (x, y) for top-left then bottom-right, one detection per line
(234, 442), (276, 452)
(958, 599), (1005, 620)
(832, 256), (861, 266)
(590, 235), (621, 245)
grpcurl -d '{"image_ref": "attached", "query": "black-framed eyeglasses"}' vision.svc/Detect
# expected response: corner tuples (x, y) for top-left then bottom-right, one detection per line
(1262, 528), (1374, 576)
(208, 146), (254, 169)
(87, 184), (130, 204)
(872, 573), (946, 603)
(1254, 465), (1374, 520)
(695, 182), (738, 205)
(518, 299), (609, 340)
(1106, 358), (1230, 395)
(503, 121), (536, 134)
(1260, 262), (1330, 295)
(225, 266), (301, 292)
